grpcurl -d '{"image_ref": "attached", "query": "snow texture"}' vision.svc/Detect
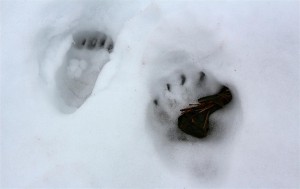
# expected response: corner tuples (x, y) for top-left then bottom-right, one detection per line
(1, 0), (299, 188)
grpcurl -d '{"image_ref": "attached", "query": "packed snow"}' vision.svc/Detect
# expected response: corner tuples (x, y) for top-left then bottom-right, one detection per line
(1, 0), (299, 188)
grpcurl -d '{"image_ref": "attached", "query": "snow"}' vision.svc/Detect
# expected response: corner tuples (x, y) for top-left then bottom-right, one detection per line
(1, 0), (299, 188)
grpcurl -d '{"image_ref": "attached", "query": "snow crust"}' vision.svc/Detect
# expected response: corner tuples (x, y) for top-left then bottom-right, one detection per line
(1, 0), (299, 188)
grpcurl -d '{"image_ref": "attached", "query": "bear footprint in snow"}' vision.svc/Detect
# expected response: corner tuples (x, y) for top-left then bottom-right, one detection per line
(56, 31), (114, 112)
(152, 69), (232, 140)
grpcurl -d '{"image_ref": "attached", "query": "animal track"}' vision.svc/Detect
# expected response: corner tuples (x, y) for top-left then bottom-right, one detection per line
(151, 67), (228, 141)
(145, 63), (237, 180)
(142, 13), (241, 181)
(55, 30), (114, 112)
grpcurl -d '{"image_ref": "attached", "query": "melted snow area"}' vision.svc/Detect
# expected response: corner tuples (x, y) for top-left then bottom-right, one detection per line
(1, 0), (299, 188)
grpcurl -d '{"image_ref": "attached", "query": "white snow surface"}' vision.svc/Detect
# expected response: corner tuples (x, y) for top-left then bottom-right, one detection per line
(1, 0), (299, 188)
